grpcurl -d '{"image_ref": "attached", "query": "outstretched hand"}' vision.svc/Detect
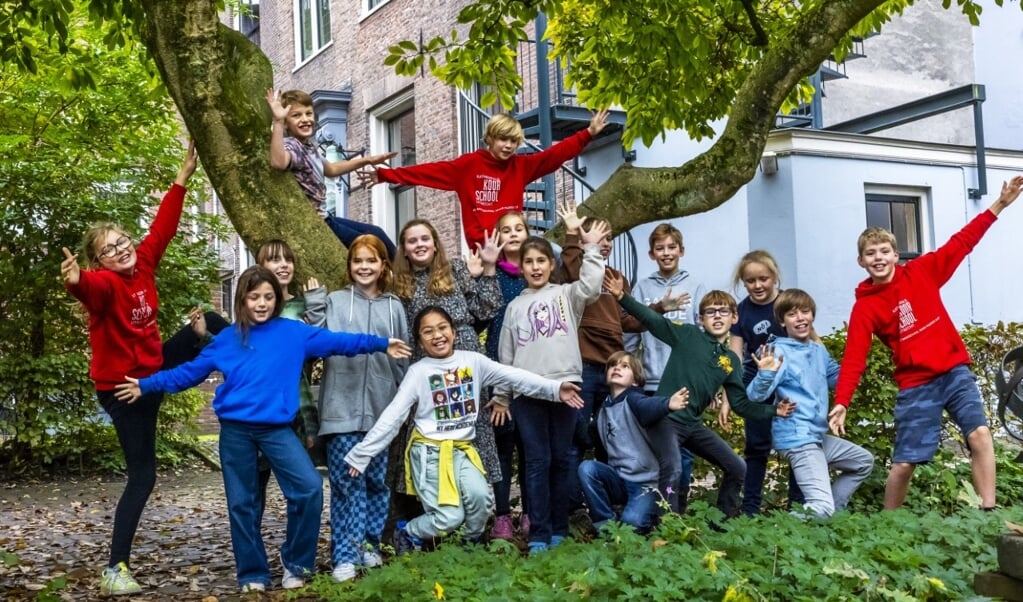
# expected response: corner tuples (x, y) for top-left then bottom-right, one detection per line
(775, 397), (797, 418)
(485, 397), (511, 426)
(752, 344), (782, 371)
(188, 307), (207, 338)
(603, 272), (625, 300)
(366, 151), (398, 166)
(559, 382), (585, 409)
(668, 387), (689, 412)
(580, 220), (610, 247)
(475, 229), (504, 268)
(587, 109), (611, 136)
(175, 140), (199, 186)
(557, 199), (583, 234)
(991, 175), (1023, 215)
(659, 287), (692, 313)
(266, 88), (289, 122)
(387, 338), (412, 359)
(60, 247), (80, 286)
(828, 405), (847, 436)
(355, 169), (381, 188)
(114, 377), (142, 404)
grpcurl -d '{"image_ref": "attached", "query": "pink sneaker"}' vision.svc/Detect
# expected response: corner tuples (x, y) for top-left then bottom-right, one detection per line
(519, 513), (530, 537)
(490, 514), (514, 540)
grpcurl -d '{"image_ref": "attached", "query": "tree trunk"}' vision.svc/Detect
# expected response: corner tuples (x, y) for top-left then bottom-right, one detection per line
(137, 0), (349, 288)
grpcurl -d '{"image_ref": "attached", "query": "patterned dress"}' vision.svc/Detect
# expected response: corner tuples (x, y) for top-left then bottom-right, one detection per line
(388, 259), (503, 493)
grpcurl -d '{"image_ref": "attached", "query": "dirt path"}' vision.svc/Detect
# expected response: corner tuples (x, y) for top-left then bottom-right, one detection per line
(0, 468), (332, 601)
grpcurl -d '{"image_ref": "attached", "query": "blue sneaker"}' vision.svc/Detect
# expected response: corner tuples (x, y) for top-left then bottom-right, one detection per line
(550, 535), (566, 548)
(527, 541), (549, 555)
(393, 520), (423, 556)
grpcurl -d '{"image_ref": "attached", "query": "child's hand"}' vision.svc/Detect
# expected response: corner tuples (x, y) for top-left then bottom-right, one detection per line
(485, 398), (511, 426)
(603, 272), (625, 300)
(188, 307), (207, 338)
(475, 229), (504, 271)
(175, 139), (199, 186)
(356, 169), (381, 188)
(752, 344), (782, 371)
(387, 338), (412, 359)
(668, 387), (689, 411)
(659, 287), (692, 312)
(828, 405), (847, 436)
(348, 465), (362, 478)
(366, 151), (398, 166)
(114, 377), (142, 403)
(580, 219), (611, 247)
(775, 397), (797, 418)
(266, 88), (289, 122)
(716, 397), (731, 431)
(305, 277), (321, 292)
(992, 175), (1023, 214)
(587, 109), (611, 136)
(557, 199), (583, 234)
(466, 248), (484, 277)
(559, 382), (585, 409)
(305, 435), (317, 450)
(60, 247), (80, 286)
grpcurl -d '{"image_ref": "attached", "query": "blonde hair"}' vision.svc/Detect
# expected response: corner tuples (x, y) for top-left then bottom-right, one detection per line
(648, 223), (683, 251)
(605, 351), (646, 389)
(484, 114), (524, 146)
(82, 223), (131, 267)
(857, 226), (898, 256)
(393, 219), (455, 299)
(347, 234), (393, 294)
(732, 250), (781, 290)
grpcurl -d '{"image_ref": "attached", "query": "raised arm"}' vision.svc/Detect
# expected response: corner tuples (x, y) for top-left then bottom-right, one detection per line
(521, 110), (608, 181)
(345, 369), (421, 475)
(266, 89), (293, 171)
(323, 151), (398, 178)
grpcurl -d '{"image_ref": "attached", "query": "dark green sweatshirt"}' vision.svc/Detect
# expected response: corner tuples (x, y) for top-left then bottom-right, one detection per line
(619, 294), (776, 426)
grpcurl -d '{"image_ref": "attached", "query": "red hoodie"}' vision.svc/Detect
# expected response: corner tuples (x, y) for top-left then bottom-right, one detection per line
(377, 129), (593, 249)
(834, 209), (996, 407)
(66, 184), (186, 390)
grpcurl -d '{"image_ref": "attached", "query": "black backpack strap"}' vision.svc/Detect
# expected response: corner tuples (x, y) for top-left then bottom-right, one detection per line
(996, 347), (1023, 441)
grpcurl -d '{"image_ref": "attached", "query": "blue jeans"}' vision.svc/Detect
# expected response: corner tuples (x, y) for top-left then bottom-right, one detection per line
(513, 395), (578, 544)
(493, 418), (527, 516)
(578, 461), (658, 533)
(325, 216), (396, 259)
(567, 362), (609, 509)
(219, 420), (323, 587)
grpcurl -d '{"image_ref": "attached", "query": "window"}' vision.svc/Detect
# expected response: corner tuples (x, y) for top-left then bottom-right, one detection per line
(865, 192), (923, 259)
(366, 0), (390, 13)
(296, 0), (331, 62)
(236, 0), (260, 45)
(387, 109), (417, 236)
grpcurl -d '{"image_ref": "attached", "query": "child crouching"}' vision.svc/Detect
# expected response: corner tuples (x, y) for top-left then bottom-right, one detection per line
(579, 352), (689, 533)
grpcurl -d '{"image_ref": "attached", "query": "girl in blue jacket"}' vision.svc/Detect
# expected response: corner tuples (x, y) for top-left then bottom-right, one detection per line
(116, 265), (410, 593)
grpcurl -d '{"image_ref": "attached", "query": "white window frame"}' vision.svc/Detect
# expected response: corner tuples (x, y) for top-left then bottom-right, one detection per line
(369, 90), (415, 241)
(293, 0), (332, 67)
(863, 184), (931, 259)
(361, 0), (393, 20)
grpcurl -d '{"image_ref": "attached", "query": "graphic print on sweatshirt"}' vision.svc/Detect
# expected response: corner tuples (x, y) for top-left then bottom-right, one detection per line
(475, 175), (501, 206)
(130, 289), (155, 327)
(427, 366), (479, 432)
(516, 297), (572, 346)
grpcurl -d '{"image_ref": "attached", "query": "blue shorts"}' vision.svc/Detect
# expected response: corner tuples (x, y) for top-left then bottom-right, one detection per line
(892, 364), (988, 464)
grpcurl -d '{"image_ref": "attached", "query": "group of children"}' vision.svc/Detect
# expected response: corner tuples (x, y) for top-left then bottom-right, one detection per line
(62, 87), (1023, 595)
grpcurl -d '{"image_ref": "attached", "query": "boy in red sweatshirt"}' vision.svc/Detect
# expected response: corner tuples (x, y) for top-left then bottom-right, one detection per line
(357, 111), (609, 250)
(830, 175), (1023, 510)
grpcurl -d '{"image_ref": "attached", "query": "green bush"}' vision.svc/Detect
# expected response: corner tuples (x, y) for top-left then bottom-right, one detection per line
(302, 502), (1008, 601)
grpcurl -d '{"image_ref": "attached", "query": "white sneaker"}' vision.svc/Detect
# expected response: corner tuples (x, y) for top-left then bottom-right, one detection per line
(281, 555), (305, 590)
(362, 549), (383, 568)
(240, 582), (266, 593)
(332, 562), (357, 582)
(100, 562), (141, 596)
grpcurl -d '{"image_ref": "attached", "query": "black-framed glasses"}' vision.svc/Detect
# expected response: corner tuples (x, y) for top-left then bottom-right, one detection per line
(98, 236), (132, 259)
(701, 307), (733, 318)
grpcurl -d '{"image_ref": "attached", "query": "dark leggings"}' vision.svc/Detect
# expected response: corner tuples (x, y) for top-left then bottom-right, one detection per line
(325, 216), (397, 259)
(101, 312), (229, 568)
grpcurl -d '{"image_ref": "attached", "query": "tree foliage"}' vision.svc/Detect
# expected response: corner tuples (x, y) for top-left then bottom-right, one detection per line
(0, 16), (224, 470)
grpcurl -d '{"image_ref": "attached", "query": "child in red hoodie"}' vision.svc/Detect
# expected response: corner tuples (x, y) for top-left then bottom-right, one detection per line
(831, 175), (1023, 510)
(357, 111), (609, 250)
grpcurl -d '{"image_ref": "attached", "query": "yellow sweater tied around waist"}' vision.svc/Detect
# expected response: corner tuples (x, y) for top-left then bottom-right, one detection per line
(406, 429), (486, 507)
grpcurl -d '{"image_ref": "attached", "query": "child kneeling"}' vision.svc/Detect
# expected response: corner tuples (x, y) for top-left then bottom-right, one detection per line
(579, 352), (688, 533)
(345, 306), (584, 552)
(747, 289), (873, 518)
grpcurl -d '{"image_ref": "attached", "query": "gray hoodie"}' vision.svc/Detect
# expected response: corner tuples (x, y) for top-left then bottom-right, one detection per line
(625, 270), (705, 391)
(305, 286), (409, 435)
(598, 387), (673, 484)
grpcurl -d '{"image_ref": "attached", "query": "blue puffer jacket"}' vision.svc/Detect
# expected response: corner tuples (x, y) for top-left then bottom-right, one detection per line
(746, 337), (840, 451)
